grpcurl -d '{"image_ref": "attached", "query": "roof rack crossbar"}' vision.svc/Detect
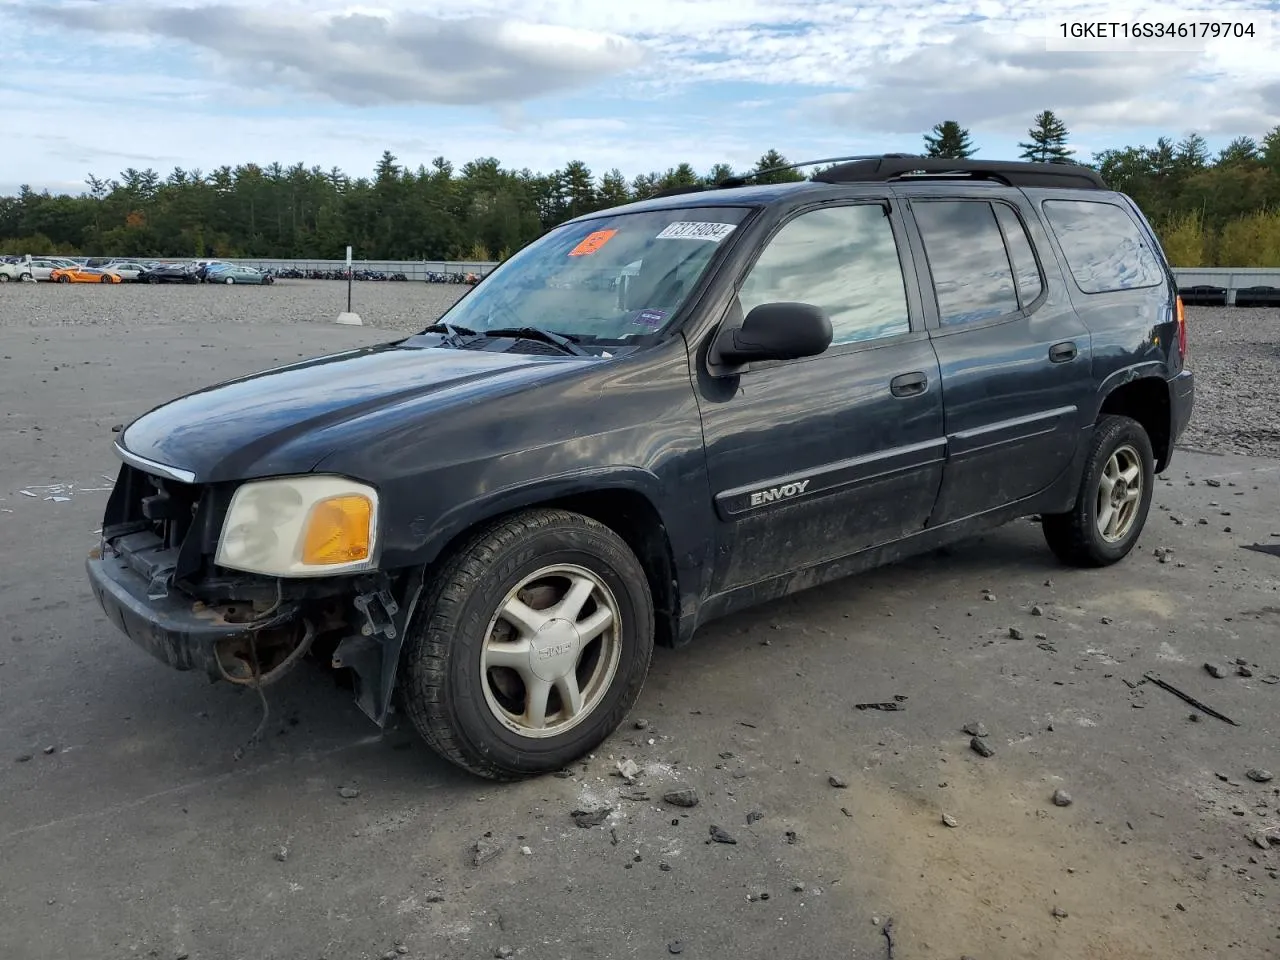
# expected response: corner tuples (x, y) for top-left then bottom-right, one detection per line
(811, 156), (1107, 190)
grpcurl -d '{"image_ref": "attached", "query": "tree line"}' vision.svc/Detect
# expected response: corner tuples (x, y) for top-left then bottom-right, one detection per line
(3, 112), (1280, 267)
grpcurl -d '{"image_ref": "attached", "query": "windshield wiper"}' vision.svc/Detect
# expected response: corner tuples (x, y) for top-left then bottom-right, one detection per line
(420, 321), (478, 348)
(476, 326), (588, 356)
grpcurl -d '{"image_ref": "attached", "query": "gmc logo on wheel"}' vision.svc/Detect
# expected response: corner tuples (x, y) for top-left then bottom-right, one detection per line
(538, 642), (574, 660)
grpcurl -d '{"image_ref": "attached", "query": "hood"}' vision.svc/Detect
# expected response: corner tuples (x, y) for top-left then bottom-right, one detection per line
(118, 340), (582, 483)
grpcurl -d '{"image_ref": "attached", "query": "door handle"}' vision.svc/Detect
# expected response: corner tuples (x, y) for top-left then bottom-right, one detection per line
(1049, 341), (1077, 363)
(890, 371), (928, 397)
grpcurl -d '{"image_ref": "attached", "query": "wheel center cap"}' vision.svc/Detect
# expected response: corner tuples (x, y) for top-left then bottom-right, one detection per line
(1112, 480), (1127, 505)
(528, 618), (581, 682)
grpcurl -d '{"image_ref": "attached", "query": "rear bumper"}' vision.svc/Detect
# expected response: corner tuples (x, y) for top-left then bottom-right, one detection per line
(86, 549), (295, 679)
(1170, 369), (1194, 444)
(1162, 369), (1194, 471)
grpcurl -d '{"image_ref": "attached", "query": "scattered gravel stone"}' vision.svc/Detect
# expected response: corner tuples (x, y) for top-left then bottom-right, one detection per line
(663, 788), (700, 808)
(424, 891), (445, 903)
(1237, 666), (1254, 678)
(520, 845), (532, 856)
(472, 835), (505, 865)
(1031, 605), (1045, 616)
(1100, 616), (1113, 625)
(668, 942), (684, 955)
(828, 774), (848, 788)
(1051, 906), (1068, 919)
(274, 846), (288, 862)
(785, 829), (798, 844)
(1246, 769), (1274, 783)
(1009, 626), (1025, 640)
(1204, 663), (1228, 679)
(571, 807), (612, 829)
(14, 754), (32, 763)
(495, 947), (514, 959)
(970, 737), (995, 758)
(1052, 789), (1073, 807)
(633, 718), (649, 730)
(42, 745), (56, 755)
(963, 721), (988, 737)
(792, 880), (806, 892)
(709, 825), (737, 844)
(1206, 478), (1222, 487)
(615, 758), (640, 783)
(746, 810), (763, 825)
(338, 786), (360, 799)
(396, 947), (409, 956)
(942, 813), (959, 827)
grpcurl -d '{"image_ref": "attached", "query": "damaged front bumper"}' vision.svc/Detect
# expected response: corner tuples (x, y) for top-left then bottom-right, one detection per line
(86, 540), (313, 685)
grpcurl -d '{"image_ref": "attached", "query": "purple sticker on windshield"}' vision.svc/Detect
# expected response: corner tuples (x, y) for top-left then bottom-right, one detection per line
(633, 309), (667, 328)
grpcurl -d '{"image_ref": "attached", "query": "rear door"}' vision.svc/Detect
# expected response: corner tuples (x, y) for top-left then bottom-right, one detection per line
(696, 198), (947, 593)
(901, 188), (1095, 525)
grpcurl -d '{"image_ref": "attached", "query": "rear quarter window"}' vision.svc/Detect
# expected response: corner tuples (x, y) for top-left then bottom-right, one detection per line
(1041, 199), (1164, 294)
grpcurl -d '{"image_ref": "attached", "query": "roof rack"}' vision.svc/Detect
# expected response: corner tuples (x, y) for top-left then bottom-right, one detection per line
(810, 156), (1108, 190)
(643, 154), (1107, 201)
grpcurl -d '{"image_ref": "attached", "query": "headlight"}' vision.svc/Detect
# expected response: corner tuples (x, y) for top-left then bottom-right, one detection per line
(215, 476), (378, 577)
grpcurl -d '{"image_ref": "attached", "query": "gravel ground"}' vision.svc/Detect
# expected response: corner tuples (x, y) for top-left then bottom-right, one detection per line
(3, 282), (1280, 958)
(1, 281), (1275, 458)
(1180, 306), (1280, 459)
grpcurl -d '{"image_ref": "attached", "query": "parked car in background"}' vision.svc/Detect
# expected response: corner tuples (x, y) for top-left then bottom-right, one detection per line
(51, 266), (123, 284)
(212, 264), (274, 285)
(137, 262), (198, 284)
(22, 258), (79, 281)
(194, 261), (233, 282)
(0, 257), (34, 282)
(102, 260), (153, 282)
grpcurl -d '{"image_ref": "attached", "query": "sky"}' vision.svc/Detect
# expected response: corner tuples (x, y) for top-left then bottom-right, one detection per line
(1, 0), (1279, 197)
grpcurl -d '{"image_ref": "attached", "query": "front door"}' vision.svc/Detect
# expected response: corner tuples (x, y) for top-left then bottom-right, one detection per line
(903, 194), (1095, 526)
(695, 200), (947, 595)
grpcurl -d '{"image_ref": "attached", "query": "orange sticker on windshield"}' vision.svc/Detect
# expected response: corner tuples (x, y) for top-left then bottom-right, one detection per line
(569, 229), (616, 256)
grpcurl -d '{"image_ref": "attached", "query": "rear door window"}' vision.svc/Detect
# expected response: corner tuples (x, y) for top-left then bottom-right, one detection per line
(912, 200), (1019, 325)
(1041, 199), (1164, 293)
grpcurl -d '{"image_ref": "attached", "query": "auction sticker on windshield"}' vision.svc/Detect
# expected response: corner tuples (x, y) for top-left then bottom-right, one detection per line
(569, 229), (617, 256)
(655, 221), (737, 241)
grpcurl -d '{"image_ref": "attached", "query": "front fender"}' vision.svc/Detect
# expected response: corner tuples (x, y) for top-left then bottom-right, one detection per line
(400, 465), (672, 568)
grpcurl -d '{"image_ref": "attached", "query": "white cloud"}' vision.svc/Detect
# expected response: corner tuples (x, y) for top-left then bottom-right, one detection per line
(1, 0), (1277, 191)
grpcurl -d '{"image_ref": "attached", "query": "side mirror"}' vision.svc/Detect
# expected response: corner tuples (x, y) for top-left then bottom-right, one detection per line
(711, 302), (832, 366)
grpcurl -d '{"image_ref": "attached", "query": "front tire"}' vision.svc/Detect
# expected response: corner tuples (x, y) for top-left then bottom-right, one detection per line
(1042, 414), (1155, 567)
(400, 508), (655, 780)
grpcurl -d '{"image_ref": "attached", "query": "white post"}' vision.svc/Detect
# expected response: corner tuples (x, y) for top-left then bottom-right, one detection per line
(336, 244), (362, 325)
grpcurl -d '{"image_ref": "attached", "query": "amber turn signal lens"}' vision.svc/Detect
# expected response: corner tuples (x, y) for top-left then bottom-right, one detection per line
(301, 495), (372, 564)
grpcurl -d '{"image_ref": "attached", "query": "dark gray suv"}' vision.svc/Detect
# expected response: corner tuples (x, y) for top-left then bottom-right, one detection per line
(88, 155), (1194, 780)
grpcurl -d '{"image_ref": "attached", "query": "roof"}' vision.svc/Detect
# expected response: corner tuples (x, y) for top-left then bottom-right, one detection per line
(567, 154), (1111, 224)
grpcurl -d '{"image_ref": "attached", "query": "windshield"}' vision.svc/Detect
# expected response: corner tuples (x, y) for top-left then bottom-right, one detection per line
(437, 205), (752, 342)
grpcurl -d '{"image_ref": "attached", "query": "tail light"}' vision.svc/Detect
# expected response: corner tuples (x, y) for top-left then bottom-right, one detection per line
(1175, 295), (1188, 360)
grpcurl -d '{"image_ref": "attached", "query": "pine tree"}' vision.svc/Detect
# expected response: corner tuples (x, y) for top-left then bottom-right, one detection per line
(1018, 111), (1074, 163)
(753, 150), (806, 184)
(923, 121), (976, 159)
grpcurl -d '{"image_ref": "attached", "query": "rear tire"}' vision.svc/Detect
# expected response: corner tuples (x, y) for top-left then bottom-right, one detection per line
(100, 274), (113, 283)
(1042, 414), (1155, 567)
(57, 275), (70, 283)
(400, 508), (655, 780)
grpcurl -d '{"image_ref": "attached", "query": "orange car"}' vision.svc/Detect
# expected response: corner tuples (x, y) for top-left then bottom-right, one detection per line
(50, 266), (122, 284)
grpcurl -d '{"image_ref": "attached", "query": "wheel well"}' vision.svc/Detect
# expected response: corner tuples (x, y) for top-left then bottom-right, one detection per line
(423, 489), (681, 649)
(543, 490), (679, 648)
(1099, 378), (1171, 471)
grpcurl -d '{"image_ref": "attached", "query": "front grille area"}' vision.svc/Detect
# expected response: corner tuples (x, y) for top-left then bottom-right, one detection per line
(102, 463), (216, 584)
